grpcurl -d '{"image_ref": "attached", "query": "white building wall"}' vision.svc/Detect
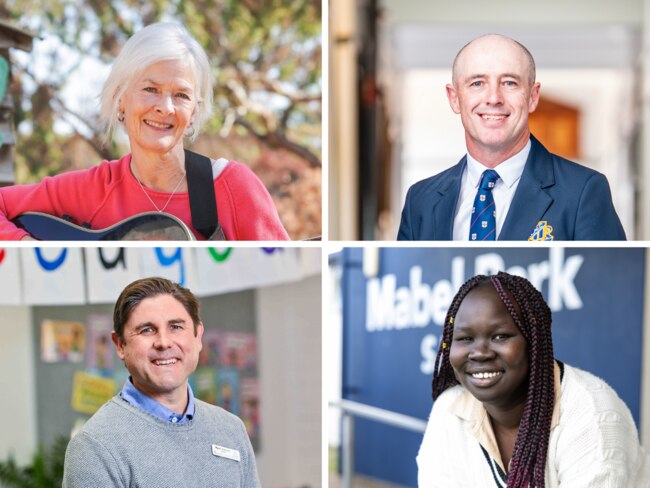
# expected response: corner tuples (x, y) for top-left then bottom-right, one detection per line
(382, 0), (643, 24)
(0, 306), (36, 465)
(256, 273), (322, 488)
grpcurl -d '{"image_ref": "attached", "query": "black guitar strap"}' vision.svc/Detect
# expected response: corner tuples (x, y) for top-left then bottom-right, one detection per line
(184, 149), (225, 240)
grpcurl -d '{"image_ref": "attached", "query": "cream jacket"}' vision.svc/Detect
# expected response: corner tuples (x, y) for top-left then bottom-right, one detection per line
(417, 363), (650, 487)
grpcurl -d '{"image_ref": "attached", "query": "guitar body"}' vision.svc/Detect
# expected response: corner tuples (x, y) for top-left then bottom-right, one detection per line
(13, 212), (196, 241)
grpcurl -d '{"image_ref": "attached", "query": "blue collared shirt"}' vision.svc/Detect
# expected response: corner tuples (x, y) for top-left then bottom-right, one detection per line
(120, 378), (195, 424)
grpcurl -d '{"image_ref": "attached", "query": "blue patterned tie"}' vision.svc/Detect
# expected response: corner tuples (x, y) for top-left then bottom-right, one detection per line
(469, 170), (500, 241)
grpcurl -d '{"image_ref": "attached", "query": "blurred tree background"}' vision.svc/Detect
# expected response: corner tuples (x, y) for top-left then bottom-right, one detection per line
(0, 0), (322, 239)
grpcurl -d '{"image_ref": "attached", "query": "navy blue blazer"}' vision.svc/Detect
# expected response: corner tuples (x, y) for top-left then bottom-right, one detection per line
(397, 136), (626, 241)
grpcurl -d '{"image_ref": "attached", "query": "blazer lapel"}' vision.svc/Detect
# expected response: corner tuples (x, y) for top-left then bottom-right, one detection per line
(500, 136), (555, 240)
(431, 158), (465, 240)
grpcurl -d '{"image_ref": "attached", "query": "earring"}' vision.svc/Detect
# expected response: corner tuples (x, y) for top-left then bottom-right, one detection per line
(117, 111), (125, 122)
(185, 124), (195, 138)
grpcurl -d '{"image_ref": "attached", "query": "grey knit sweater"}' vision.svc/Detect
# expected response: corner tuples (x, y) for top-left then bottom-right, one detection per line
(63, 396), (261, 487)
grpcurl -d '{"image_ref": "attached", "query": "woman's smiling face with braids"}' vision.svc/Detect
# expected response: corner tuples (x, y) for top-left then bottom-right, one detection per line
(449, 282), (529, 409)
(433, 272), (555, 487)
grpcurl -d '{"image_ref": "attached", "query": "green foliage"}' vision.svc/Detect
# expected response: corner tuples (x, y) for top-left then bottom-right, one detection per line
(0, 56), (8, 102)
(0, 437), (68, 488)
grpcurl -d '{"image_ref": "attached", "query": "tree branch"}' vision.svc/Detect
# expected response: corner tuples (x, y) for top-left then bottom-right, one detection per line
(18, 67), (113, 161)
(235, 117), (321, 168)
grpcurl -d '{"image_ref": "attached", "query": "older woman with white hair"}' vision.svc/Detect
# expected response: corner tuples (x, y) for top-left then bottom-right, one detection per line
(0, 22), (289, 240)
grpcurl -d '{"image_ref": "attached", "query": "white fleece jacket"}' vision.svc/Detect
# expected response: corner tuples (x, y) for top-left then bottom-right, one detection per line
(417, 363), (650, 487)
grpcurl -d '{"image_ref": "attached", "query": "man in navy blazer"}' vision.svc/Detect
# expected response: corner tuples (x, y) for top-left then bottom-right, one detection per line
(397, 34), (625, 241)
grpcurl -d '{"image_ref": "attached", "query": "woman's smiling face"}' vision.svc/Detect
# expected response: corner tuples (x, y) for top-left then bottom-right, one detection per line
(119, 59), (196, 156)
(449, 282), (529, 410)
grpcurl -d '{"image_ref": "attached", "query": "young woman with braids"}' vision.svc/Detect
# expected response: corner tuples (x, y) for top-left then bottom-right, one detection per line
(417, 272), (649, 488)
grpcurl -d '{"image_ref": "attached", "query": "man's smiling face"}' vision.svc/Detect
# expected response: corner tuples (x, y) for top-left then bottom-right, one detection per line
(446, 35), (541, 166)
(113, 293), (203, 406)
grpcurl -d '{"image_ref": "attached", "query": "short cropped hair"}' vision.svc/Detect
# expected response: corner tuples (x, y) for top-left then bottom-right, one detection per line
(451, 34), (536, 87)
(100, 22), (213, 144)
(113, 277), (201, 342)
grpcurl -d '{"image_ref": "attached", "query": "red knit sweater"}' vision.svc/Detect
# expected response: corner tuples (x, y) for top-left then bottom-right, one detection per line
(0, 154), (289, 240)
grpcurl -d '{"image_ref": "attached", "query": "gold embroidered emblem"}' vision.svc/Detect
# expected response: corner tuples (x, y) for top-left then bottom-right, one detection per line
(528, 221), (554, 241)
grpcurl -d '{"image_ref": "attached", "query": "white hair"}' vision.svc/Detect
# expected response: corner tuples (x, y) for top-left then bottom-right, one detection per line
(100, 22), (213, 144)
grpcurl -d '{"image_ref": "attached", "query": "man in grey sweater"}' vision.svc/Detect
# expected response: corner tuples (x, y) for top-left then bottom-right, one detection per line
(63, 277), (261, 488)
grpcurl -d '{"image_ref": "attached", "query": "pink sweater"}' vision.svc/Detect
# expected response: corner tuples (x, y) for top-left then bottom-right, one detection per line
(0, 154), (289, 240)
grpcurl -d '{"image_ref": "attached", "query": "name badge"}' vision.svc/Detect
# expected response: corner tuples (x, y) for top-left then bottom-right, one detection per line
(212, 444), (241, 462)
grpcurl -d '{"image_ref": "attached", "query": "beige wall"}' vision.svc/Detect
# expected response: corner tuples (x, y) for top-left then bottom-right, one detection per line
(329, 0), (359, 240)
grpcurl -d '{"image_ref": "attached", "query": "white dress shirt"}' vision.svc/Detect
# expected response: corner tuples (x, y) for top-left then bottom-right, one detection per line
(452, 140), (531, 241)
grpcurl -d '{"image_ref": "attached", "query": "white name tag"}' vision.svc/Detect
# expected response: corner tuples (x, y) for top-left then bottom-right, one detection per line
(211, 444), (241, 462)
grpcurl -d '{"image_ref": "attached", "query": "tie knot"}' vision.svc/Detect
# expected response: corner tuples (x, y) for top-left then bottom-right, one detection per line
(479, 169), (500, 190)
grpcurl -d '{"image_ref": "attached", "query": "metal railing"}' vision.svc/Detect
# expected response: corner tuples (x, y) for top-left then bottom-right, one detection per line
(329, 399), (427, 488)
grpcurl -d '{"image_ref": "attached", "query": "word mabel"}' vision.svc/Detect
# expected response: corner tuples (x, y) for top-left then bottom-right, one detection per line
(366, 248), (583, 332)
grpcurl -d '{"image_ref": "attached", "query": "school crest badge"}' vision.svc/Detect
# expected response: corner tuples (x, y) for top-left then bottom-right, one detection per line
(528, 221), (554, 241)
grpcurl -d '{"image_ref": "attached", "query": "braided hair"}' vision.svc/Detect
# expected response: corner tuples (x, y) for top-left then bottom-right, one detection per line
(432, 272), (555, 488)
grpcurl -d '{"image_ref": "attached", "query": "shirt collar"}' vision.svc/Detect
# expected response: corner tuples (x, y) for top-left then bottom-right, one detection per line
(466, 139), (531, 190)
(447, 360), (562, 472)
(120, 377), (196, 424)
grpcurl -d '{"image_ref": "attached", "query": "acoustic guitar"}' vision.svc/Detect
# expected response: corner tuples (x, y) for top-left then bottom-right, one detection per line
(13, 212), (196, 241)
